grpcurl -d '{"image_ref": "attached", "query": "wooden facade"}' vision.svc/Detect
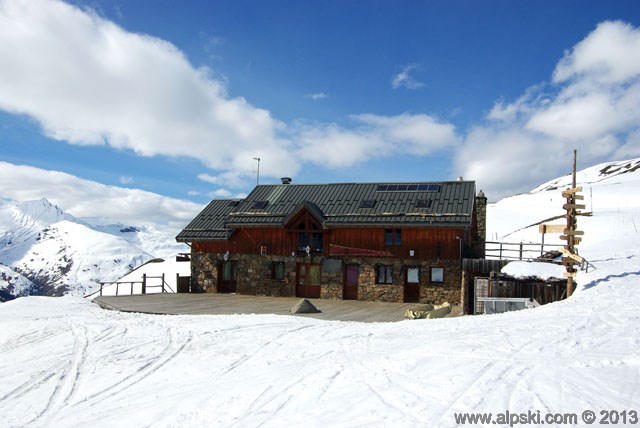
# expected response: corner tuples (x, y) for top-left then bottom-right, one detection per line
(178, 180), (486, 305)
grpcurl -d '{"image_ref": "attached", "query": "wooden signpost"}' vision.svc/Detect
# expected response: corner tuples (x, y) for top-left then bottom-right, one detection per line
(562, 150), (583, 296)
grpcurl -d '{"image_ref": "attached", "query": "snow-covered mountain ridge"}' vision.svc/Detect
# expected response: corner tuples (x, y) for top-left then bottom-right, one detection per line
(0, 198), (187, 298)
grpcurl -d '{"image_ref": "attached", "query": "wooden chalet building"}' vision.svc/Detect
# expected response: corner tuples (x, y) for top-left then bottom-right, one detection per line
(176, 179), (487, 305)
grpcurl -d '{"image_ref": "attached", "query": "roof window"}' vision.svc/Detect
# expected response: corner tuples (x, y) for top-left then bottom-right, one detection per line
(251, 201), (269, 209)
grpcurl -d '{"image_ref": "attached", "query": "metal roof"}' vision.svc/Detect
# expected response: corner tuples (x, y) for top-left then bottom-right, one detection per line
(177, 181), (477, 242)
(176, 199), (240, 242)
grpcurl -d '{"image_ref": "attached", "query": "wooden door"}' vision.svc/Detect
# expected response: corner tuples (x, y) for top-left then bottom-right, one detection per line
(404, 267), (420, 303)
(218, 260), (237, 293)
(296, 263), (321, 298)
(343, 265), (359, 300)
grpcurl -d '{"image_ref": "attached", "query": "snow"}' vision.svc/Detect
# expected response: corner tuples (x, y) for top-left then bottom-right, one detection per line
(1, 276), (639, 427)
(0, 198), (186, 298)
(501, 261), (566, 280)
(91, 257), (191, 298)
(1, 158), (639, 426)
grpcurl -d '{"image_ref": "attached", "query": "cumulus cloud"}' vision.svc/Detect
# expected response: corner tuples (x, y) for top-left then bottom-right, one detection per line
(295, 114), (459, 168)
(391, 64), (425, 90)
(0, 0), (297, 186)
(456, 20), (640, 200)
(0, 162), (203, 228)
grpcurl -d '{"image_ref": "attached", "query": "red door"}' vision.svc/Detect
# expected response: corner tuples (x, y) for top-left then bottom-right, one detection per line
(343, 265), (358, 300)
(404, 267), (420, 303)
(296, 263), (321, 298)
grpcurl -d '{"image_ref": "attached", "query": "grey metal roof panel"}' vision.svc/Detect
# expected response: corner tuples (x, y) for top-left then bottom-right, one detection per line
(176, 199), (240, 242)
(224, 181), (475, 228)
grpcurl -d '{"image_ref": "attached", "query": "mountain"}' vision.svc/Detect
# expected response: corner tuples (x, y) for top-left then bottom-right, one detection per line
(487, 157), (640, 291)
(0, 198), (187, 298)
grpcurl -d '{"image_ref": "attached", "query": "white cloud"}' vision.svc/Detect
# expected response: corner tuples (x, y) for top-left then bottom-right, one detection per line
(391, 64), (425, 90)
(0, 162), (203, 228)
(197, 173), (219, 184)
(304, 92), (328, 100)
(0, 0), (298, 187)
(553, 21), (640, 85)
(209, 188), (232, 198)
(295, 113), (459, 168)
(118, 176), (133, 184)
(455, 20), (640, 201)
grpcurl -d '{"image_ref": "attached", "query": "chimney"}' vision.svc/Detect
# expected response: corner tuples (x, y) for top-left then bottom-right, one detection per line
(475, 190), (487, 258)
(281, 177), (292, 185)
(457, 176), (464, 182)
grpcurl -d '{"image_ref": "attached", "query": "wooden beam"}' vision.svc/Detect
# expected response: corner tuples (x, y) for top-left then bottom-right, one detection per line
(564, 271), (577, 278)
(539, 224), (566, 234)
(573, 194), (584, 200)
(563, 203), (586, 210)
(560, 248), (584, 263)
(562, 187), (583, 197)
(560, 235), (583, 244)
(563, 229), (584, 236)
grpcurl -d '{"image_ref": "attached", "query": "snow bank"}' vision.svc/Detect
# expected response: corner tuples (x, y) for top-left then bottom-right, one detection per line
(501, 261), (566, 280)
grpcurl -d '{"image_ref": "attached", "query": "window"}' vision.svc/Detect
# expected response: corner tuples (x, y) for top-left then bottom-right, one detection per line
(359, 199), (376, 208)
(376, 265), (393, 284)
(406, 267), (420, 284)
(251, 200), (268, 209)
(385, 229), (402, 246)
(416, 199), (432, 208)
(272, 261), (285, 280)
(431, 267), (444, 283)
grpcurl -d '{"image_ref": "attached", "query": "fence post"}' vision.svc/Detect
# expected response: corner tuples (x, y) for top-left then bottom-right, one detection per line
(116, 282), (119, 296)
(162, 273), (165, 293)
(519, 243), (523, 260)
(100, 283), (103, 296)
(142, 274), (146, 294)
(499, 243), (503, 259)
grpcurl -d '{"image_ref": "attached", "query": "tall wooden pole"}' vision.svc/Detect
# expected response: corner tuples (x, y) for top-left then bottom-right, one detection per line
(566, 150), (577, 296)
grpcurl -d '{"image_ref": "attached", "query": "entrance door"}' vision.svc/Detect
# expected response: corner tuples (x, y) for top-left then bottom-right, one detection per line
(404, 267), (420, 303)
(296, 263), (321, 298)
(218, 260), (237, 293)
(343, 265), (359, 300)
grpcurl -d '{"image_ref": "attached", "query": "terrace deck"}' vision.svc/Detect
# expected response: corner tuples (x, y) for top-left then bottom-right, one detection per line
(93, 293), (460, 323)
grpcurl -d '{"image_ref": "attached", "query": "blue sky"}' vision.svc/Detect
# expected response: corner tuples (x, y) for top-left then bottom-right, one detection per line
(1, 0), (640, 225)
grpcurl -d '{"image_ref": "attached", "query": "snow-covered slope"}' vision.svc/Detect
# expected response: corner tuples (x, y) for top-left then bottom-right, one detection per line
(0, 198), (186, 298)
(487, 157), (640, 291)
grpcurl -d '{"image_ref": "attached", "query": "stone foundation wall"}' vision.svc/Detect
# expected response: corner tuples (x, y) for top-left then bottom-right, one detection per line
(192, 252), (462, 305)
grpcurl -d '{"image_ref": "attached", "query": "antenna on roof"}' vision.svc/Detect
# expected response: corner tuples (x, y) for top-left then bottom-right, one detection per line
(253, 157), (261, 186)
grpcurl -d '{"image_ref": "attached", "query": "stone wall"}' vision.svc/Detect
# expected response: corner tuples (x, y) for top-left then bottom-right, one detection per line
(191, 252), (462, 305)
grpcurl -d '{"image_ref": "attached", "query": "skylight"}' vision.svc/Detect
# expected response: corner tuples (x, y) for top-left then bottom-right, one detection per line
(251, 201), (269, 209)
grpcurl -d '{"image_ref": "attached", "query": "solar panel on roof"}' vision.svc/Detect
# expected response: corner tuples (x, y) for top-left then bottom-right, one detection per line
(376, 183), (441, 192)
